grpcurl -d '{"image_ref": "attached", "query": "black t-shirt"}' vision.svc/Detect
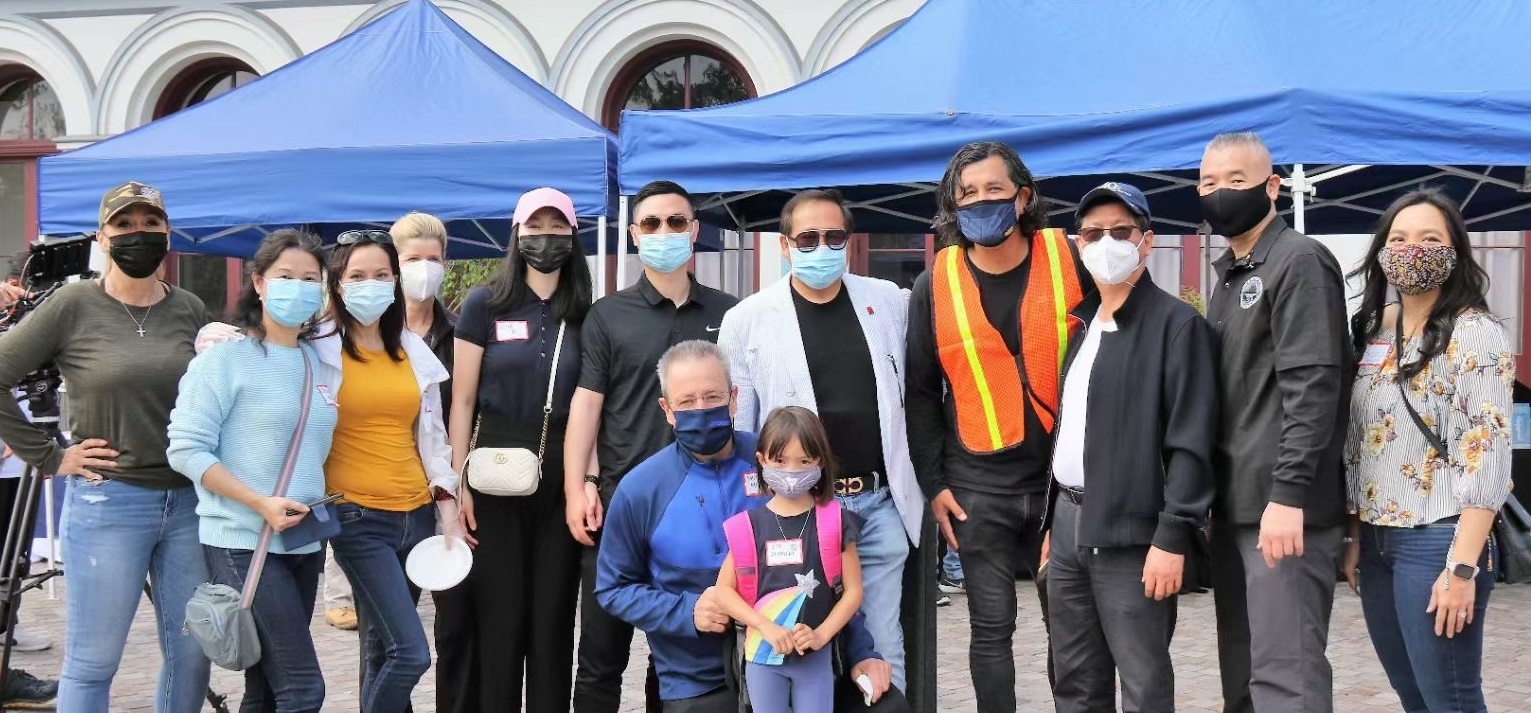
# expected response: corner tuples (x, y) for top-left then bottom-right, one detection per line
(747, 505), (863, 631)
(456, 287), (582, 447)
(578, 275), (739, 497)
(792, 286), (886, 477)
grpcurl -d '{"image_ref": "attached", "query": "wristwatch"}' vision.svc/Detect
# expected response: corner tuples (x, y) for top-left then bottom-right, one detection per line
(1447, 562), (1479, 581)
(584, 474), (600, 485)
(432, 487), (456, 502)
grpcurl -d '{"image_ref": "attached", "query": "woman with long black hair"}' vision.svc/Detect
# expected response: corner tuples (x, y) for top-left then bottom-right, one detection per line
(319, 230), (463, 713)
(444, 187), (591, 711)
(168, 229), (336, 712)
(1342, 189), (1512, 713)
(0, 182), (211, 711)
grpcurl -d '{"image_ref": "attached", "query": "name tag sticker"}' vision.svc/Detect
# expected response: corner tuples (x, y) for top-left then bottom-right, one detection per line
(743, 470), (761, 497)
(316, 384), (338, 407)
(765, 539), (804, 567)
(495, 320), (530, 342)
(1359, 340), (1391, 367)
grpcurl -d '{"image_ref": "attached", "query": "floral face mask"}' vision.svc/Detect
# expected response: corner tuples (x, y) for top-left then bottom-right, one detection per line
(1378, 244), (1456, 295)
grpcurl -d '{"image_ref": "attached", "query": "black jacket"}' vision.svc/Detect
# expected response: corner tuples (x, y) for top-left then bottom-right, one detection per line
(1043, 273), (1217, 555)
(425, 299), (458, 424)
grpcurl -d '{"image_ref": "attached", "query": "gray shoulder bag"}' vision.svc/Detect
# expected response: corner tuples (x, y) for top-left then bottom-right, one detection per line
(184, 346), (314, 671)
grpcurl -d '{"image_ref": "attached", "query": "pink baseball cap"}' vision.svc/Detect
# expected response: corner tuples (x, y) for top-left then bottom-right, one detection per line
(514, 187), (577, 226)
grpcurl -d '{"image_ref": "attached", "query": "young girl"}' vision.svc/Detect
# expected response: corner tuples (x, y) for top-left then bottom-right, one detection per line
(715, 406), (864, 712)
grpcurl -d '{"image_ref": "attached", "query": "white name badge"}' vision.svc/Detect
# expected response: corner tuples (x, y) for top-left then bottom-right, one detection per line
(495, 320), (530, 342)
(765, 539), (804, 567)
(316, 384), (338, 407)
(743, 470), (761, 497)
(1360, 340), (1391, 367)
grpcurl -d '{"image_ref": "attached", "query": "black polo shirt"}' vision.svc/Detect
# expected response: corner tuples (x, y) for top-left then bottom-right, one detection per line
(579, 274), (738, 498)
(1207, 217), (1350, 528)
(456, 287), (581, 447)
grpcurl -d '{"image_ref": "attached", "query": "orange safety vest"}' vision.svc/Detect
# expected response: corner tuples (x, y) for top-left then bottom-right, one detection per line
(932, 228), (1085, 454)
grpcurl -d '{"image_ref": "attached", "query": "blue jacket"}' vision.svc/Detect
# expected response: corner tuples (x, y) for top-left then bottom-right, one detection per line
(596, 432), (881, 700)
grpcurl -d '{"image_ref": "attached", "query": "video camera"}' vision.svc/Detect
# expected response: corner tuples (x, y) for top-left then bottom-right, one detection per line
(2, 235), (98, 426)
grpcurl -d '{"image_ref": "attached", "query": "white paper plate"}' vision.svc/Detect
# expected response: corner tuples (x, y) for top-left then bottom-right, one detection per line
(405, 535), (472, 591)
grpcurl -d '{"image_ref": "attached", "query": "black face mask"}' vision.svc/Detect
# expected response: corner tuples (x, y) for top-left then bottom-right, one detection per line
(518, 233), (574, 274)
(108, 231), (170, 279)
(1200, 182), (1272, 238)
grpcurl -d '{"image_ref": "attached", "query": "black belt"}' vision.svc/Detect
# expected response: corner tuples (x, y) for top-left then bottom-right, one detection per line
(834, 472), (885, 496)
(1058, 485), (1084, 505)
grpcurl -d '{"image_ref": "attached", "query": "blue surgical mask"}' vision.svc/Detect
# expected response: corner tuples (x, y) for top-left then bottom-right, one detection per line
(341, 279), (396, 326)
(956, 196), (1021, 247)
(263, 278), (323, 328)
(791, 246), (847, 290)
(672, 403), (734, 457)
(638, 232), (693, 273)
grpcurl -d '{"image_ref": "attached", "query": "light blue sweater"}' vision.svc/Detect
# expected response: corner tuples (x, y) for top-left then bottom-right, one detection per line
(167, 339), (339, 554)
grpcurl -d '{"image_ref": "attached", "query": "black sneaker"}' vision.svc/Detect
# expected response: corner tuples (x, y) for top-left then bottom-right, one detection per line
(0, 668), (58, 706)
(937, 574), (966, 595)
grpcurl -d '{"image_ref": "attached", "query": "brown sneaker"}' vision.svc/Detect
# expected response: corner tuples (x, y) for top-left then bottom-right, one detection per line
(326, 607), (358, 631)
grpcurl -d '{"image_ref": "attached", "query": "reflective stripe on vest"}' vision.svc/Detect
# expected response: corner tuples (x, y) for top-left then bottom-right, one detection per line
(931, 228), (1084, 454)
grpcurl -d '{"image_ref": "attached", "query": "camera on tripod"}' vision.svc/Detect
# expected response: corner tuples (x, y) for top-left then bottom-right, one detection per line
(2, 235), (97, 424)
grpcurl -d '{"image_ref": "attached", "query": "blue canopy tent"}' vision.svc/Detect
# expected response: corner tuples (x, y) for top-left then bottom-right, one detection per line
(619, 0), (1531, 239)
(38, 0), (631, 261)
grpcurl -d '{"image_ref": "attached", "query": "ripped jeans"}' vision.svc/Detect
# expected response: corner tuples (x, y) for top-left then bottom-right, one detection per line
(58, 477), (210, 713)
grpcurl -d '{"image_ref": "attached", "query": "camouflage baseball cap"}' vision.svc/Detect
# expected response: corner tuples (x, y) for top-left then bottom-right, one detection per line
(98, 181), (166, 227)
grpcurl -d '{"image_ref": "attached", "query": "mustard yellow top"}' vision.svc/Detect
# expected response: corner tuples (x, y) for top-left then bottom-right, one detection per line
(326, 346), (431, 511)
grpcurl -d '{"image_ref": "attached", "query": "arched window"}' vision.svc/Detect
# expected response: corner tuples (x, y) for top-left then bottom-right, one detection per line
(152, 57), (260, 317)
(153, 58), (258, 119)
(0, 72), (64, 141)
(603, 41), (755, 131)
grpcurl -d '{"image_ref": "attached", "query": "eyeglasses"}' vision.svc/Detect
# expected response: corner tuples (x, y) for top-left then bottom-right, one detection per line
(336, 229), (393, 246)
(636, 215), (692, 234)
(790, 229), (850, 252)
(1077, 226), (1139, 244)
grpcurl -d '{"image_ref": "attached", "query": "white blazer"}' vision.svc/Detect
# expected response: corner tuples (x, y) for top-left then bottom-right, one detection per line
(196, 320), (458, 497)
(717, 273), (922, 542)
(308, 323), (457, 496)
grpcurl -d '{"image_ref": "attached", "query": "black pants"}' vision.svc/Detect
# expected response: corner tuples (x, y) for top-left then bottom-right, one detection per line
(573, 533), (663, 713)
(435, 472), (582, 712)
(1047, 496), (1176, 713)
(949, 487), (1052, 713)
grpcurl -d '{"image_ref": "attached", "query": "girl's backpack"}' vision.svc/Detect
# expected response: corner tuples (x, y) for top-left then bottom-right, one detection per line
(722, 500), (843, 606)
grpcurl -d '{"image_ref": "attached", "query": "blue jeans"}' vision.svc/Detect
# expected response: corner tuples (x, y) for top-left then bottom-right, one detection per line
(204, 546), (325, 713)
(57, 477), (211, 713)
(1359, 521), (1494, 713)
(941, 548), (963, 580)
(330, 503), (434, 713)
(836, 488), (908, 691)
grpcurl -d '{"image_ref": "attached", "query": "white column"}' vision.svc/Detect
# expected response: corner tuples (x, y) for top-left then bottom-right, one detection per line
(616, 195), (630, 289)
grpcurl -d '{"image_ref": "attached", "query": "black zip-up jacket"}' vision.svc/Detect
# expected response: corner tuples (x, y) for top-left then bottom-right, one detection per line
(1043, 273), (1217, 555)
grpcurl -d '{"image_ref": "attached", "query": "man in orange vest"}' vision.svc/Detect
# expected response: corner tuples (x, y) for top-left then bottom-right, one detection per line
(905, 141), (1091, 713)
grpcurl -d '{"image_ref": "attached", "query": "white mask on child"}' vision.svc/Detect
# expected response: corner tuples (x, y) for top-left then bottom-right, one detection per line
(761, 466), (819, 498)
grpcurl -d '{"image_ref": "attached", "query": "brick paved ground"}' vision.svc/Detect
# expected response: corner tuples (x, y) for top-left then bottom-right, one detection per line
(7, 571), (1530, 711)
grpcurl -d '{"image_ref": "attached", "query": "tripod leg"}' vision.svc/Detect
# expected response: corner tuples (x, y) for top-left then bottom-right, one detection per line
(0, 466), (45, 691)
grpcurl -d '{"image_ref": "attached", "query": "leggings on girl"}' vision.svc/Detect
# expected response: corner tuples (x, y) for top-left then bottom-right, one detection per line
(744, 647), (835, 713)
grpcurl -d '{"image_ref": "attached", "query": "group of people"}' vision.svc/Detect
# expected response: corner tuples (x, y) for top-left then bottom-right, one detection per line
(0, 129), (1513, 713)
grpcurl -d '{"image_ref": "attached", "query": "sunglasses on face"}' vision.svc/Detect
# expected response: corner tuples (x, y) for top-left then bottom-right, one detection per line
(337, 229), (393, 246)
(636, 215), (693, 234)
(790, 229), (850, 252)
(1077, 226), (1139, 244)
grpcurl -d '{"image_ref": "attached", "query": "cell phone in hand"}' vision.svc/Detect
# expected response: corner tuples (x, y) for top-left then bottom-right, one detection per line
(286, 492), (343, 516)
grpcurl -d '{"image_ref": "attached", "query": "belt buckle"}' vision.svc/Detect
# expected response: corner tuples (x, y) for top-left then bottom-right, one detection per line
(835, 475), (867, 496)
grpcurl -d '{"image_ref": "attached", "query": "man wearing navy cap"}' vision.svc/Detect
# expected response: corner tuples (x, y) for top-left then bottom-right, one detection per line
(1042, 182), (1217, 713)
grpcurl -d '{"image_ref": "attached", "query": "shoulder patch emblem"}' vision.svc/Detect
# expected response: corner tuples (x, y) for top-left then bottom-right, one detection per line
(1239, 276), (1264, 310)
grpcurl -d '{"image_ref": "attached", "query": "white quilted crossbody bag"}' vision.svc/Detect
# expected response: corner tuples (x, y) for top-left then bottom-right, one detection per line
(464, 320), (565, 497)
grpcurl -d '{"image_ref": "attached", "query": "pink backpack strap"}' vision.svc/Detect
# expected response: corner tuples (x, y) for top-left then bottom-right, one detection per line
(723, 512), (760, 606)
(816, 501), (843, 591)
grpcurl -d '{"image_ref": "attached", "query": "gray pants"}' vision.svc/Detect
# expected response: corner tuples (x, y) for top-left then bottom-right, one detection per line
(1047, 496), (1176, 713)
(1211, 523), (1343, 713)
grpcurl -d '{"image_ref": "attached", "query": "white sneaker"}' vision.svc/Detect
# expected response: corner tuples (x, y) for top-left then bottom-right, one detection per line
(5, 628), (52, 653)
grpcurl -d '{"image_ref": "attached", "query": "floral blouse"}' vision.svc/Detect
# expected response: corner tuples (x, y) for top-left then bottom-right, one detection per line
(1344, 310), (1515, 527)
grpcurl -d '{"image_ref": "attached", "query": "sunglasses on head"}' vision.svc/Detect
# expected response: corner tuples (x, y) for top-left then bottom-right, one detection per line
(1077, 226), (1139, 243)
(336, 229), (393, 246)
(789, 229), (850, 252)
(636, 215), (692, 234)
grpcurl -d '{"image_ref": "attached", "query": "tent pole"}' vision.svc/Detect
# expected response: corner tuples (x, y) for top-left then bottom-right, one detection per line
(1291, 163), (1308, 234)
(596, 215), (608, 299)
(617, 195), (630, 290)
